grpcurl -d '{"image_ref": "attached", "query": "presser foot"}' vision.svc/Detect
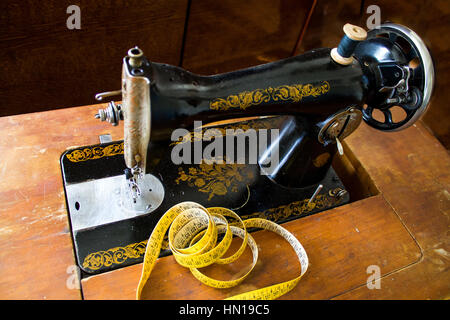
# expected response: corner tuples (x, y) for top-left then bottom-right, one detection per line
(121, 173), (165, 215)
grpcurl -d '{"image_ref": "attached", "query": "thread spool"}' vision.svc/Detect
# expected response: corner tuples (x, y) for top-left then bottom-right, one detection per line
(331, 24), (367, 65)
(337, 35), (359, 58)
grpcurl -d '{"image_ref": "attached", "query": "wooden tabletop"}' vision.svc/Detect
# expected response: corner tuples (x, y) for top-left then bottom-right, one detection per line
(0, 104), (448, 299)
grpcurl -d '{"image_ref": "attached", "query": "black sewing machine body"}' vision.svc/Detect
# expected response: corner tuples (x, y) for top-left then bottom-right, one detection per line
(144, 48), (362, 187)
(60, 23), (434, 276)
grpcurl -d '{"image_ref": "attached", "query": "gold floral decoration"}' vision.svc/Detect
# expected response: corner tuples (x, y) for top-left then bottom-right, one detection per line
(66, 143), (124, 162)
(210, 81), (330, 111)
(175, 160), (254, 201)
(82, 237), (169, 271)
(239, 193), (336, 223)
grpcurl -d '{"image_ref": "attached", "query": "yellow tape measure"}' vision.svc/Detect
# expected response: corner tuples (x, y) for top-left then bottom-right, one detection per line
(136, 201), (309, 300)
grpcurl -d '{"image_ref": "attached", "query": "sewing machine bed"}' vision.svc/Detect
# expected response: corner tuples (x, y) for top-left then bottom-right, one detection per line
(60, 117), (349, 276)
(1, 104), (448, 300)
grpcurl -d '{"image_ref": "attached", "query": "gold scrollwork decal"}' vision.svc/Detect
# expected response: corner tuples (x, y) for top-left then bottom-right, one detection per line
(239, 193), (336, 223)
(82, 237), (169, 271)
(210, 81), (330, 111)
(66, 142), (124, 162)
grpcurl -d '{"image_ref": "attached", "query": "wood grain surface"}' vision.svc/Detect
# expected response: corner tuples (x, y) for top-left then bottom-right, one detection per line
(336, 121), (450, 299)
(0, 104), (122, 299)
(81, 195), (421, 300)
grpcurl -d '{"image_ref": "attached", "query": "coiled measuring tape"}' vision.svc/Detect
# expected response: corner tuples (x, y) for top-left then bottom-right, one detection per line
(136, 201), (309, 300)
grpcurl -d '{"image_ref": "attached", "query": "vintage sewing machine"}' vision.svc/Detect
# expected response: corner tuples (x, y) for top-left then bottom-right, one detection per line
(60, 23), (434, 276)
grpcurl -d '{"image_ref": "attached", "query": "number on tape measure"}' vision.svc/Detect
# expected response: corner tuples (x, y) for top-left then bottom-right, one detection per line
(136, 202), (309, 300)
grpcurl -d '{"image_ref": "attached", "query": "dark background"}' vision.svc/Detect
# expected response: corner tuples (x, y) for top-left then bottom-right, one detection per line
(0, 0), (448, 148)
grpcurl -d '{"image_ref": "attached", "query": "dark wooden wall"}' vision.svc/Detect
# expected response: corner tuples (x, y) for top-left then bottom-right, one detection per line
(1, 0), (448, 149)
(0, 0), (313, 117)
(0, 0), (189, 116)
(182, 0), (312, 74)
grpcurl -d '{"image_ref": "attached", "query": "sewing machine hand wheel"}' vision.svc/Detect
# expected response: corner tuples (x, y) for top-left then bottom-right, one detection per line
(354, 23), (435, 131)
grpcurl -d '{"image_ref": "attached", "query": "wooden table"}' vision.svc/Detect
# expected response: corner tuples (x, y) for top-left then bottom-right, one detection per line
(0, 103), (448, 299)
